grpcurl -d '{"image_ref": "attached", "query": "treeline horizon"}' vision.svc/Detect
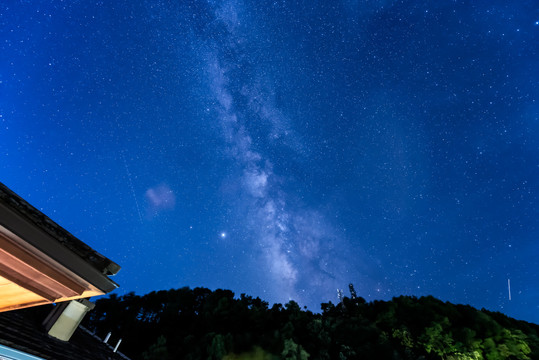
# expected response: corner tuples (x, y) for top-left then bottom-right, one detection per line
(81, 286), (539, 359)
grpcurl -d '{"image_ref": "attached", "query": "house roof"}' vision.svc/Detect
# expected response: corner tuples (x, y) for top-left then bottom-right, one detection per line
(0, 182), (120, 276)
(0, 182), (120, 311)
(0, 306), (130, 360)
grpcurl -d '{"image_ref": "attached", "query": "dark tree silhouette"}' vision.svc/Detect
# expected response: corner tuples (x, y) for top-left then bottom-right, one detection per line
(83, 288), (539, 360)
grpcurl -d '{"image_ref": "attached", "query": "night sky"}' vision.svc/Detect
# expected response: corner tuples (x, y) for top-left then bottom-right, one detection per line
(1, 0), (538, 323)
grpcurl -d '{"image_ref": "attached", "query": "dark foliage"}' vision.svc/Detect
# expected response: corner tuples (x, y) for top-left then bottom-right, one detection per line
(82, 287), (539, 360)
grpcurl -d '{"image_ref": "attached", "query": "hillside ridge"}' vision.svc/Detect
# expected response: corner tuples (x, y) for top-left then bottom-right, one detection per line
(81, 287), (539, 359)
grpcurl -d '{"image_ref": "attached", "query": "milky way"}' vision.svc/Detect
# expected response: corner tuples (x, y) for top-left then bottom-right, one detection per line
(200, 0), (360, 307)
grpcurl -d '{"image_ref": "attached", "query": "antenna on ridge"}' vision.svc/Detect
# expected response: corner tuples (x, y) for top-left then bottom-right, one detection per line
(337, 289), (344, 303)
(349, 283), (357, 300)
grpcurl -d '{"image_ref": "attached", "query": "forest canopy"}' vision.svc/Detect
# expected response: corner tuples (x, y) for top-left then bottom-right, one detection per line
(82, 286), (539, 360)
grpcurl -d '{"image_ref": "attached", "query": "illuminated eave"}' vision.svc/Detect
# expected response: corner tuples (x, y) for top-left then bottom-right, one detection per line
(0, 183), (119, 312)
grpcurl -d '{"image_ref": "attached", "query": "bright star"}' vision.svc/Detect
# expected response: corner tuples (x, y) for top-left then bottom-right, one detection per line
(220, 232), (227, 238)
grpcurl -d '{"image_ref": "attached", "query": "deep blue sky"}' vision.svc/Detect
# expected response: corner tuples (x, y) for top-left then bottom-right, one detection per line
(1, 0), (538, 323)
